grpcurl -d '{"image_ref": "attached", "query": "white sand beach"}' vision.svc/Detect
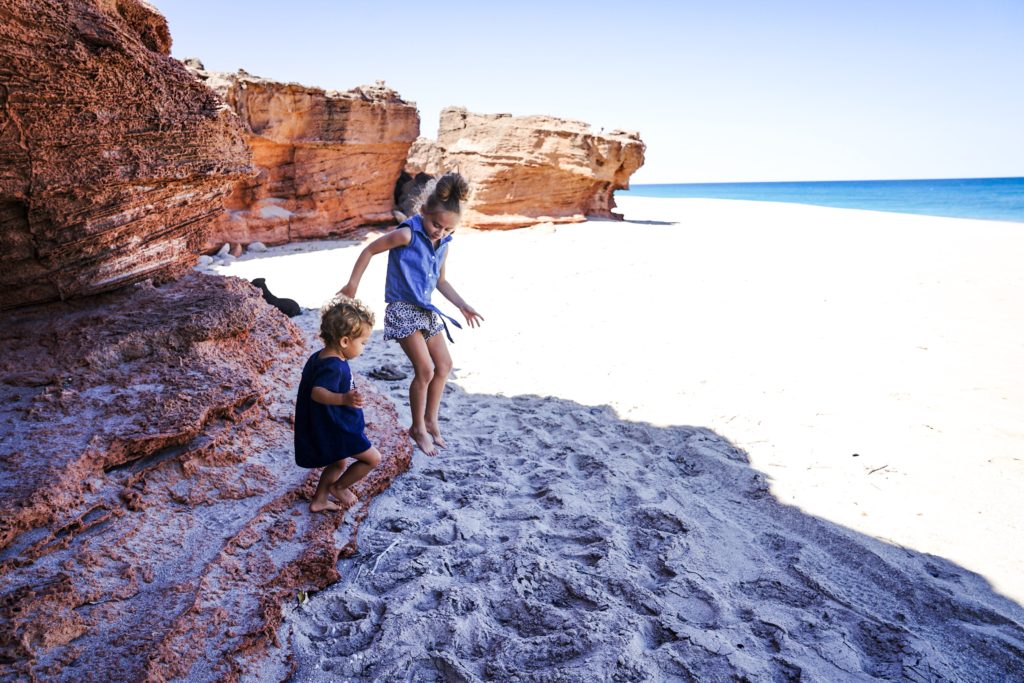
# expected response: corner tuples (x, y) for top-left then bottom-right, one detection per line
(211, 197), (1024, 679)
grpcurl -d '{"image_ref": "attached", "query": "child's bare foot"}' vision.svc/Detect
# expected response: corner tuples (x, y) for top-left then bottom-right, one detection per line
(309, 499), (342, 513)
(409, 427), (437, 456)
(329, 483), (358, 507)
(426, 426), (447, 449)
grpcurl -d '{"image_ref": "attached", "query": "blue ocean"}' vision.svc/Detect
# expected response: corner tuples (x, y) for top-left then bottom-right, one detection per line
(617, 177), (1024, 223)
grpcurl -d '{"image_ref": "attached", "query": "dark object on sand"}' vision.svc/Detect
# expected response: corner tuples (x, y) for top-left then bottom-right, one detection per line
(393, 171), (434, 221)
(250, 278), (301, 317)
(369, 364), (408, 381)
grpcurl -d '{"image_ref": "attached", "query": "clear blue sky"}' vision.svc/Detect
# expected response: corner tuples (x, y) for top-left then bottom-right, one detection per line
(157, 1), (1024, 184)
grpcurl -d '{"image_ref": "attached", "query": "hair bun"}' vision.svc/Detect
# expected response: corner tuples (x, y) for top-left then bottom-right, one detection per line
(417, 171), (470, 215)
(437, 172), (469, 202)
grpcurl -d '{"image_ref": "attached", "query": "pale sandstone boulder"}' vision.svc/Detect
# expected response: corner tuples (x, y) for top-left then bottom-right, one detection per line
(404, 136), (445, 176)
(0, 0), (251, 310)
(407, 107), (645, 229)
(188, 67), (420, 248)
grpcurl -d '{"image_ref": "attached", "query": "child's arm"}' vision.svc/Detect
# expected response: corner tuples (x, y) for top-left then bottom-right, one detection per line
(338, 227), (412, 298)
(311, 386), (364, 408)
(436, 255), (484, 328)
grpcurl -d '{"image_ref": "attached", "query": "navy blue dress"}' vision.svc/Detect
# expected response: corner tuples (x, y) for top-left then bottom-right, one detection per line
(294, 351), (372, 468)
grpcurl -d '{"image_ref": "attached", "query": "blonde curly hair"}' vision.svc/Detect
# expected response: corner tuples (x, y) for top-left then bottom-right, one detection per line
(320, 295), (375, 347)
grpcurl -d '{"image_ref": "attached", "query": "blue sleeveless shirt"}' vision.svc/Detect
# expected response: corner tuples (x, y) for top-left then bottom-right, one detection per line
(384, 214), (462, 341)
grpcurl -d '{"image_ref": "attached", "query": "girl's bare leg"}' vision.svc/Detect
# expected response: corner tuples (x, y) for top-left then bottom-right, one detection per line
(424, 333), (452, 448)
(310, 460), (348, 512)
(328, 446), (382, 505)
(398, 333), (438, 455)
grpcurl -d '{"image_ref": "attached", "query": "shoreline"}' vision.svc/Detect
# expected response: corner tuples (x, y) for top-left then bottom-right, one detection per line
(616, 177), (1024, 225)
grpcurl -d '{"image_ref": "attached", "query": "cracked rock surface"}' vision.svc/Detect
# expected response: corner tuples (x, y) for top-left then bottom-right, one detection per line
(0, 0), (250, 310)
(0, 275), (412, 681)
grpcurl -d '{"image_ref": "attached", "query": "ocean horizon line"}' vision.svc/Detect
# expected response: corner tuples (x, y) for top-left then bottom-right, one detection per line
(616, 176), (1024, 224)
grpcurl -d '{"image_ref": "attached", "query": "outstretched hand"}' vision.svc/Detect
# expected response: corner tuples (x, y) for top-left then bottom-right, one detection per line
(338, 284), (357, 299)
(459, 304), (485, 328)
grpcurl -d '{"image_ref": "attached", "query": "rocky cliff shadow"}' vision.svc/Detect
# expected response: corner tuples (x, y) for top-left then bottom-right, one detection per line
(282, 365), (1024, 682)
(620, 218), (677, 226)
(586, 214), (678, 226)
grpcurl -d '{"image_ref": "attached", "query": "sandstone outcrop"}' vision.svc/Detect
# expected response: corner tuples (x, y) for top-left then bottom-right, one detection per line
(0, 3), (417, 679)
(403, 107), (645, 229)
(186, 65), (420, 249)
(0, 274), (413, 681)
(0, 0), (250, 310)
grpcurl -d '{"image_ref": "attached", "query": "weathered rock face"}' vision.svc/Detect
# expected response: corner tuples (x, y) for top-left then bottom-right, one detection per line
(0, 274), (413, 681)
(187, 66), (420, 249)
(0, 4), (416, 678)
(404, 107), (645, 229)
(0, 0), (251, 310)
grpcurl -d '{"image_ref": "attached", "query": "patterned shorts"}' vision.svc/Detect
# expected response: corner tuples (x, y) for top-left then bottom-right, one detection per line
(383, 302), (444, 341)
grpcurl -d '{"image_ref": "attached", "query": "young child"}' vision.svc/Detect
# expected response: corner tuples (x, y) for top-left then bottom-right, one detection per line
(339, 172), (483, 456)
(294, 296), (382, 513)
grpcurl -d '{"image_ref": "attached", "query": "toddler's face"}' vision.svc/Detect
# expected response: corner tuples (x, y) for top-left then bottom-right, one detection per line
(424, 210), (458, 241)
(341, 325), (372, 360)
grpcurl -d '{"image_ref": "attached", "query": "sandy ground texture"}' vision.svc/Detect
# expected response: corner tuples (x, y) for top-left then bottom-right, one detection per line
(208, 197), (1024, 680)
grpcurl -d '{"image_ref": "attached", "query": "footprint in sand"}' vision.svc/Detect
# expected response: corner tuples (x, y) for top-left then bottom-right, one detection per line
(413, 588), (443, 612)
(631, 504), (690, 534)
(307, 596), (383, 657)
(740, 577), (821, 610)
(663, 580), (721, 627)
(416, 519), (459, 546)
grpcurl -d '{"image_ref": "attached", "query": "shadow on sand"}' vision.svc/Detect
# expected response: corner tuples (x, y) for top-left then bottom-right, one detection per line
(283, 345), (1024, 681)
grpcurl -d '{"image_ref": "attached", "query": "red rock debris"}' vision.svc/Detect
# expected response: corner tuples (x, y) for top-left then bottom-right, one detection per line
(0, 273), (413, 681)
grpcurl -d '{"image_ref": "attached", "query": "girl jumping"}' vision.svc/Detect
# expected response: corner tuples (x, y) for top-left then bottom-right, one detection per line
(339, 172), (483, 455)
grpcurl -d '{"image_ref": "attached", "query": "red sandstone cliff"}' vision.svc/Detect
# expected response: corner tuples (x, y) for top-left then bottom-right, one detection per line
(0, 0), (251, 310)
(0, 275), (413, 681)
(186, 65), (420, 249)
(405, 107), (645, 229)
(0, 3), (415, 679)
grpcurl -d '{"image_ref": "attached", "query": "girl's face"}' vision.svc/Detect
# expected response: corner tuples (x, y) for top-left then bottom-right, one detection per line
(423, 211), (458, 241)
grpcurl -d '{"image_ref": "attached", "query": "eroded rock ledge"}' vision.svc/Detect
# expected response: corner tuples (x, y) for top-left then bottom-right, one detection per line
(0, 0), (250, 310)
(187, 64), (420, 249)
(0, 274), (413, 681)
(404, 107), (646, 229)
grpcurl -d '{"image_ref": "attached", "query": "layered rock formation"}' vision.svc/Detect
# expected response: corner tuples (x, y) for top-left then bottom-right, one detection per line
(0, 0), (250, 310)
(0, 274), (413, 681)
(404, 107), (645, 229)
(0, 3), (417, 680)
(186, 65), (420, 249)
